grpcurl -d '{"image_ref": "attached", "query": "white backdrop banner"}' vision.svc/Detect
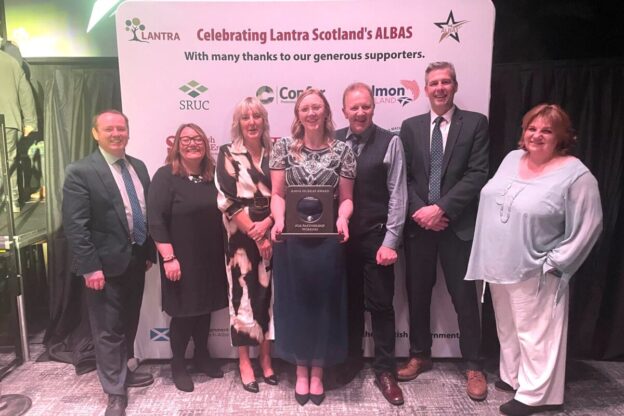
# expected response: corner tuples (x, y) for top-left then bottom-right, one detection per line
(116, 0), (495, 360)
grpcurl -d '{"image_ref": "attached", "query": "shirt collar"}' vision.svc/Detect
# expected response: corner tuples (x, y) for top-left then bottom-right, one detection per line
(430, 105), (455, 125)
(346, 123), (375, 143)
(99, 146), (126, 165)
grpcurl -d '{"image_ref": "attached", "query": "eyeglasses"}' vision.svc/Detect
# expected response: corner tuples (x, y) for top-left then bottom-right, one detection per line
(180, 135), (205, 145)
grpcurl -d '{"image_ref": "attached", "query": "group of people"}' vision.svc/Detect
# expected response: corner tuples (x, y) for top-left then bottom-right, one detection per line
(62, 61), (603, 416)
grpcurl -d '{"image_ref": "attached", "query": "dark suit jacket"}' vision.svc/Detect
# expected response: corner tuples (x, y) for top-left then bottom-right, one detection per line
(62, 149), (156, 277)
(400, 107), (489, 241)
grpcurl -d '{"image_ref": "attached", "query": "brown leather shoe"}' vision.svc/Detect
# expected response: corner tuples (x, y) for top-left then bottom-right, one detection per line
(397, 357), (433, 381)
(466, 370), (488, 401)
(375, 372), (404, 406)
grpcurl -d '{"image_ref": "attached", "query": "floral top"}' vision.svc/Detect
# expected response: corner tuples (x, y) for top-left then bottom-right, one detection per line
(465, 150), (603, 302)
(269, 137), (356, 186)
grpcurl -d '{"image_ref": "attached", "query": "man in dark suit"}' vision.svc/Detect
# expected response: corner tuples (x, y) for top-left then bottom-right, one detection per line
(63, 110), (156, 416)
(336, 83), (407, 405)
(398, 62), (489, 400)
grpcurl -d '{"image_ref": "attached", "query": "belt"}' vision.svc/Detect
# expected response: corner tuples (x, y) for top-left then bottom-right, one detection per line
(240, 196), (270, 209)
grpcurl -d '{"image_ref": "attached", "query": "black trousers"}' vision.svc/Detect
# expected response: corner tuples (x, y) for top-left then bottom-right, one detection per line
(346, 229), (396, 376)
(84, 245), (146, 395)
(404, 226), (482, 369)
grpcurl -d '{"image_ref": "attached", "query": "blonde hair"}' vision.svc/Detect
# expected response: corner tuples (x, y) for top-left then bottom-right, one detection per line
(290, 88), (335, 159)
(230, 97), (272, 153)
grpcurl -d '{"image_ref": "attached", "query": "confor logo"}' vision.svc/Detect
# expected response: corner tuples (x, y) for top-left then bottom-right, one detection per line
(126, 18), (148, 42)
(179, 81), (208, 98)
(256, 86), (275, 104)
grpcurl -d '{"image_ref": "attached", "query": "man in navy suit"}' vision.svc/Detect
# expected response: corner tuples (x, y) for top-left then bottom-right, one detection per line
(398, 62), (489, 400)
(63, 110), (156, 416)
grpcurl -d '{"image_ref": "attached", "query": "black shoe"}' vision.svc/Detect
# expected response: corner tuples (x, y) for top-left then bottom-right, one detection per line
(263, 374), (279, 385)
(125, 371), (154, 388)
(295, 392), (309, 406)
(495, 379), (517, 393)
(172, 361), (194, 392)
(194, 357), (224, 378)
(310, 392), (326, 406)
(105, 394), (127, 416)
(500, 399), (563, 416)
(241, 379), (260, 393)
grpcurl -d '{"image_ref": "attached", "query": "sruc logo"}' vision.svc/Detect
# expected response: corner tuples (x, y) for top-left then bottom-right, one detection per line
(371, 80), (419, 107)
(179, 80), (210, 110)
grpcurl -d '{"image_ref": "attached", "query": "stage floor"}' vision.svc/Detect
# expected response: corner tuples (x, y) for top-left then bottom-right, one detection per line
(1, 342), (623, 415)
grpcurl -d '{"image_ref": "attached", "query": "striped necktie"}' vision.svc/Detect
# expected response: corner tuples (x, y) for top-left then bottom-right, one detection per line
(117, 159), (147, 245)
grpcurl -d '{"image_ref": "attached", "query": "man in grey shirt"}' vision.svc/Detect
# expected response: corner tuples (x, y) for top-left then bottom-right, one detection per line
(335, 82), (407, 406)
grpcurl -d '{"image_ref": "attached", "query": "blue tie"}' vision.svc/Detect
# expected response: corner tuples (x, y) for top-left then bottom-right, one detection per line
(117, 159), (147, 245)
(428, 116), (444, 204)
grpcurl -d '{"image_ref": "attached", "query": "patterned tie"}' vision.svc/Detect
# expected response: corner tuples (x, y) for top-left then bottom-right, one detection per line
(117, 159), (147, 245)
(348, 133), (362, 157)
(428, 116), (444, 204)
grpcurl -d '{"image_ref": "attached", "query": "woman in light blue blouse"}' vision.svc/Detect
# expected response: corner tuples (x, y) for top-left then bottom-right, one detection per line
(465, 104), (602, 416)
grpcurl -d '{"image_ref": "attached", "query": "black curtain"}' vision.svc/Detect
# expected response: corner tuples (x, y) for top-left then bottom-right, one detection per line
(486, 58), (624, 360)
(28, 58), (121, 372)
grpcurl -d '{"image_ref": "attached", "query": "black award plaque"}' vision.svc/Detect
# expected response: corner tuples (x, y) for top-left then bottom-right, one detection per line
(283, 185), (337, 237)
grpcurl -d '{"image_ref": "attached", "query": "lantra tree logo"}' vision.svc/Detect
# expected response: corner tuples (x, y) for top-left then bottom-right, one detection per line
(124, 17), (181, 42)
(179, 80), (210, 110)
(125, 18), (147, 42)
(434, 11), (469, 43)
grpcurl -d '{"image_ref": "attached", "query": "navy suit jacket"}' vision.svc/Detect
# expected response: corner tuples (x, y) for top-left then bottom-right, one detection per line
(399, 107), (489, 241)
(62, 149), (156, 277)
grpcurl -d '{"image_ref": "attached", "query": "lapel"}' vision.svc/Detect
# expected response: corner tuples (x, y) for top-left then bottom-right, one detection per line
(417, 115), (431, 178)
(90, 150), (130, 236)
(442, 107), (463, 175)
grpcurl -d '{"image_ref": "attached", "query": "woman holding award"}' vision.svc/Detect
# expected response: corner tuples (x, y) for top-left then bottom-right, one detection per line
(269, 88), (356, 406)
(215, 97), (277, 393)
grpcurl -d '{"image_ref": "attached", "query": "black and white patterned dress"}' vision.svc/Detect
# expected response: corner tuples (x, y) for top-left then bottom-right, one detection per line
(215, 141), (273, 346)
(269, 137), (356, 367)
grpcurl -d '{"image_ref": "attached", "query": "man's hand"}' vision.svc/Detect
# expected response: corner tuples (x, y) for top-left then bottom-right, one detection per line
(412, 205), (449, 231)
(23, 126), (35, 137)
(85, 270), (106, 290)
(376, 246), (398, 266)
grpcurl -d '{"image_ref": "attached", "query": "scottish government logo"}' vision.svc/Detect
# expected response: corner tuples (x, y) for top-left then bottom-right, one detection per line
(179, 80), (210, 110)
(434, 11), (469, 43)
(150, 327), (170, 342)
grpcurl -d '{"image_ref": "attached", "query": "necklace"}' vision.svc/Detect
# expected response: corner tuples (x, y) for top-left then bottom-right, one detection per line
(188, 174), (203, 184)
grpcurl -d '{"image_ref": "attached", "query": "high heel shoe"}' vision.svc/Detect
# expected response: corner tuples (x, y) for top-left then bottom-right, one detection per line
(310, 392), (325, 406)
(241, 378), (259, 393)
(295, 392), (309, 406)
(263, 373), (279, 385)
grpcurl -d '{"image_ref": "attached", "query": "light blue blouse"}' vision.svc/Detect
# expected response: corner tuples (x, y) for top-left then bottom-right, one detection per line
(465, 150), (602, 302)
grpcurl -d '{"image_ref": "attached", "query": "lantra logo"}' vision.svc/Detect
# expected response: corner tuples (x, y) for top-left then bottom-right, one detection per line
(434, 11), (469, 43)
(372, 80), (420, 106)
(125, 17), (180, 42)
(179, 80), (210, 110)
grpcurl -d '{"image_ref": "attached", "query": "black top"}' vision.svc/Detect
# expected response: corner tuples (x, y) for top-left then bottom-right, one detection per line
(148, 165), (228, 317)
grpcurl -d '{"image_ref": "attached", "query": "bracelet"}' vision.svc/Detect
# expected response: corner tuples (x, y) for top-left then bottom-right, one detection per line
(162, 255), (176, 263)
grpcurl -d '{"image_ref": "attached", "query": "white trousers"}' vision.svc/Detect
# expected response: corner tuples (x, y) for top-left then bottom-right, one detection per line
(490, 274), (568, 406)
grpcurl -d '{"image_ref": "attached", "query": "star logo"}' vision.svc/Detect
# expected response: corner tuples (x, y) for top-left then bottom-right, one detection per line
(434, 11), (469, 43)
